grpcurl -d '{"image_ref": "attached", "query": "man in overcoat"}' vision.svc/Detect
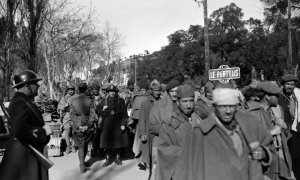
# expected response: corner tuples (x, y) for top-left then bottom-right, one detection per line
(173, 88), (273, 180)
(0, 70), (52, 180)
(155, 84), (203, 180)
(96, 85), (130, 167)
(70, 82), (97, 173)
(278, 74), (300, 180)
(138, 79), (161, 169)
(248, 82), (293, 180)
(149, 78), (181, 136)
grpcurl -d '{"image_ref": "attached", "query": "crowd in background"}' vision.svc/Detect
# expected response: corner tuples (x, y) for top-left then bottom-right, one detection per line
(1, 70), (300, 180)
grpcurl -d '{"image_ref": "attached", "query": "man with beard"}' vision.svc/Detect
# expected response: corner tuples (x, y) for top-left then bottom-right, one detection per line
(248, 82), (293, 180)
(58, 84), (76, 154)
(155, 84), (203, 180)
(138, 80), (161, 169)
(149, 79), (181, 136)
(70, 82), (96, 173)
(278, 74), (300, 180)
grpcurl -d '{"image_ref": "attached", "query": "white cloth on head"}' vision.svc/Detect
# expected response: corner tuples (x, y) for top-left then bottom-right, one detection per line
(213, 88), (240, 105)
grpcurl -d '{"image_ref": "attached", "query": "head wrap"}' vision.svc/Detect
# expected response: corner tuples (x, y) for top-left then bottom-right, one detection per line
(212, 88), (240, 105)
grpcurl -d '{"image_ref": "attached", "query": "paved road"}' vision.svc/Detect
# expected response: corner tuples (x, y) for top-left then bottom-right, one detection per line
(49, 152), (153, 180)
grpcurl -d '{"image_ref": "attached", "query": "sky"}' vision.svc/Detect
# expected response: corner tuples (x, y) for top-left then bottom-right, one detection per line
(77, 0), (266, 59)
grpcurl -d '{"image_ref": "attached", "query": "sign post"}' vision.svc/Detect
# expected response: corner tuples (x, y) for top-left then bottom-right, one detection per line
(209, 65), (240, 83)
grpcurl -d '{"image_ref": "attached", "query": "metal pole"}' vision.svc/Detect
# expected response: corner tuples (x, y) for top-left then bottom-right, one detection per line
(288, 0), (293, 72)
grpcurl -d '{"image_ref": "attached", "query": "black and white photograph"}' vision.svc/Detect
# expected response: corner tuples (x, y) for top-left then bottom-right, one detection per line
(0, 0), (299, 179)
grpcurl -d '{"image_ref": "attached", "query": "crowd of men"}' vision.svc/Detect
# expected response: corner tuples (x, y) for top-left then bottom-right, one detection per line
(1, 69), (300, 180)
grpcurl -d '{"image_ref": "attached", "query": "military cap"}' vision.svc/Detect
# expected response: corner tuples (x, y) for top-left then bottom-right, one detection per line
(281, 74), (298, 84)
(256, 81), (281, 95)
(166, 79), (181, 91)
(150, 79), (161, 90)
(66, 84), (75, 90)
(107, 85), (119, 92)
(176, 84), (195, 98)
(101, 84), (109, 90)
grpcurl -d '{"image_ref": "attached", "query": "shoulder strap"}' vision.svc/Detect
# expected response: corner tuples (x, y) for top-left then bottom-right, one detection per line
(19, 97), (44, 124)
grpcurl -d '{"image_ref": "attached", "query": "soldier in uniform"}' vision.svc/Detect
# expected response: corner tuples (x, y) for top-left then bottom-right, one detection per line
(57, 84), (76, 154)
(0, 70), (52, 180)
(96, 85), (130, 167)
(70, 82), (97, 173)
(90, 83), (103, 157)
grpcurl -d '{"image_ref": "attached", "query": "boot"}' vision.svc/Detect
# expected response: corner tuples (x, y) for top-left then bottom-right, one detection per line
(102, 154), (111, 167)
(64, 130), (71, 154)
(78, 148), (86, 173)
(115, 154), (122, 165)
(65, 146), (71, 154)
(79, 163), (86, 173)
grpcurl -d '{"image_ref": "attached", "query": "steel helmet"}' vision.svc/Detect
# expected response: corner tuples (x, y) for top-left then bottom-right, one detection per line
(107, 85), (119, 92)
(13, 70), (42, 89)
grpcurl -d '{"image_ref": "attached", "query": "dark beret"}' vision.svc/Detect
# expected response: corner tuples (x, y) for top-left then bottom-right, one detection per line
(282, 74), (298, 84)
(256, 81), (281, 95)
(166, 79), (181, 91)
(176, 84), (195, 98)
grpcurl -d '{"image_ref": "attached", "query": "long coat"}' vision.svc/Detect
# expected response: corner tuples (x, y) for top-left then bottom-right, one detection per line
(96, 95), (130, 148)
(0, 92), (50, 180)
(172, 111), (273, 180)
(138, 95), (159, 164)
(246, 105), (293, 180)
(154, 109), (202, 180)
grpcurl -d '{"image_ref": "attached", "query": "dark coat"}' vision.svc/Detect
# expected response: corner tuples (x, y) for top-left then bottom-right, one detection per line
(96, 95), (130, 148)
(173, 111), (273, 180)
(246, 105), (293, 180)
(138, 95), (159, 164)
(0, 92), (50, 180)
(155, 110), (202, 180)
(70, 94), (96, 148)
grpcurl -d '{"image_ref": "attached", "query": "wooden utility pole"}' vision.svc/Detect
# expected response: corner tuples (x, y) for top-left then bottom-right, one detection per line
(118, 59), (121, 86)
(195, 0), (210, 77)
(288, 0), (293, 72)
(203, 0), (210, 77)
(134, 56), (137, 85)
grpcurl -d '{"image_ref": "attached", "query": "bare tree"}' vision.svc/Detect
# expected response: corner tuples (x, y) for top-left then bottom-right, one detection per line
(101, 21), (124, 83)
(41, 0), (93, 99)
